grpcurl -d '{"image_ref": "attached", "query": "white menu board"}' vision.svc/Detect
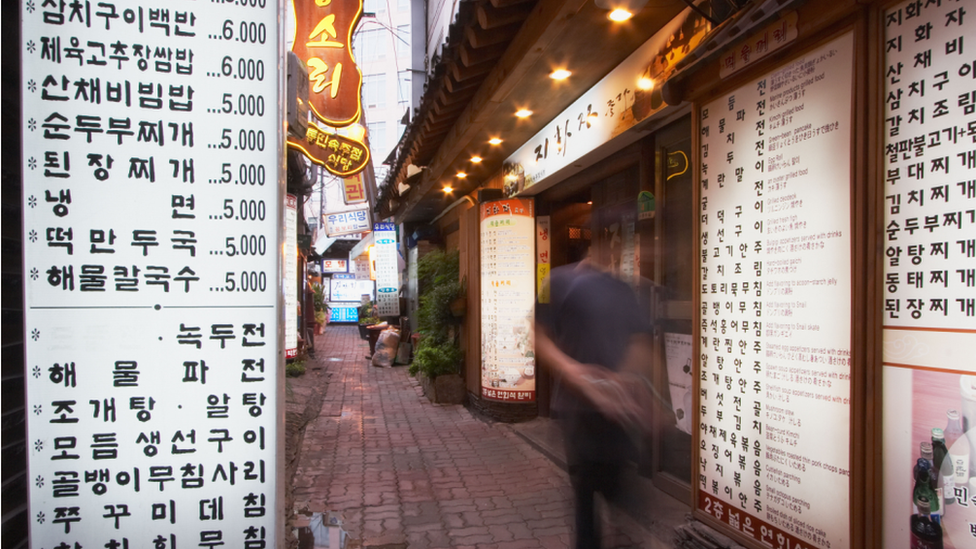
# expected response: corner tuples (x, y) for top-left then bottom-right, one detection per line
(21, 2), (282, 547)
(373, 222), (400, 316)
(481, 199), (536, 402)
(698, 33), (853, 549)
(881, 1), (976, 548)
(285, 194), (298, 358)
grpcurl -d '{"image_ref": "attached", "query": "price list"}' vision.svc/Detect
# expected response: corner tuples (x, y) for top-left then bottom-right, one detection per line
(480, 199), (536, 402)
(698, 34), (853, 549)
(21, 1), (282, 547)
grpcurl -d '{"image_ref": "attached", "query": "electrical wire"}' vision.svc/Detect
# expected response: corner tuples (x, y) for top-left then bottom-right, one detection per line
(681, 0), (719, 25)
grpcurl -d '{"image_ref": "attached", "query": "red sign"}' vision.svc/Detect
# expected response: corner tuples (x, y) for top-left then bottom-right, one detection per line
(293, 0), (364, 127)
(287, 121), (371, 177)
(342, 172), (367, 204)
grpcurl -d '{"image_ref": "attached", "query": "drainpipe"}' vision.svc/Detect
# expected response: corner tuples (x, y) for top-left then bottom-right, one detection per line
(431, 194), (476, 224)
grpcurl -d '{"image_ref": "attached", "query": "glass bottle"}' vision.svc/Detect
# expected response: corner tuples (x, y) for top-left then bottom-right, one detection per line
(914, 458), (940, 517)
(933, 428), (955, 505)
(910, 496), (943, 549)
(946, 409), (964, 447)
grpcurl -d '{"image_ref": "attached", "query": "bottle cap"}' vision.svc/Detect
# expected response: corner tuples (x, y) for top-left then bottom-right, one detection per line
(917, 495), (932, 514)
(920, 441), (933, 459)
(948, 409), (960, 421)
(932, 427), (945, 440)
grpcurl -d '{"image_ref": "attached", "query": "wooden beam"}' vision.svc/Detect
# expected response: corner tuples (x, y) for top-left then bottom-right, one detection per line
(477, 2), (534, 30)
(459, 41), (508, 67)
(450, 60), (494, 82)
(489, 0), (534, 8)
(464, 22), (520, 48)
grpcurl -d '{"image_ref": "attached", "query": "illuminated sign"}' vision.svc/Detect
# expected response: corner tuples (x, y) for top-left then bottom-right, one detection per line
(287, 121), (371, 177)
(343, 172), (367, 204)
(325, 208), (371, 236)
(293, 0), (364, 127)
(321, 259), (349, 273)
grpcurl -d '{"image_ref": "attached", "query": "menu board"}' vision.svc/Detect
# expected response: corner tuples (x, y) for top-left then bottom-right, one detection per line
(481, 199), (536, 402)
(881, 1), (976, 547)
(285, 194), (298, 358)
(21, 2), (281, 547)
(697, 34), (853, 549)
(373, 222), (400, 316)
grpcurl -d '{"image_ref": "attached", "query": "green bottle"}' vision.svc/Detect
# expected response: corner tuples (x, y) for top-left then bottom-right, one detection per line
(910, 495), (943, 549)
(914, 458), (940, 516)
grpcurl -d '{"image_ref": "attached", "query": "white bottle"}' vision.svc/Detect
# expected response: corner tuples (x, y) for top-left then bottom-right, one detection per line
(954, 429), (973, 488)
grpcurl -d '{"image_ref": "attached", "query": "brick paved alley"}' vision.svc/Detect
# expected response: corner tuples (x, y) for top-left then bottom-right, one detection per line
(287, 325), (673, 549)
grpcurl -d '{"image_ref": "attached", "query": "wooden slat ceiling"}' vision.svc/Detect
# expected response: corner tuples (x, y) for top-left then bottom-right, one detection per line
(379, 0), (691, 223)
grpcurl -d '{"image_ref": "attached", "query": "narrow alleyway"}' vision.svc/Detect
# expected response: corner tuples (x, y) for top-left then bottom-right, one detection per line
(287, 325), (673, 549)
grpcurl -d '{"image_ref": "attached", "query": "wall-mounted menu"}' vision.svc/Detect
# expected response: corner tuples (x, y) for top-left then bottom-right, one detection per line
(481, 199), (536, 402)
(881, 1), (976, 547)
(698, 33), (853, 549)
(373, 222), (400, 317)
(21, 1), (281, 546)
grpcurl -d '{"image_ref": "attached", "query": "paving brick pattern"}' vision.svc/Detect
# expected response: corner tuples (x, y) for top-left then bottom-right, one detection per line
(292, 325), (654, 549)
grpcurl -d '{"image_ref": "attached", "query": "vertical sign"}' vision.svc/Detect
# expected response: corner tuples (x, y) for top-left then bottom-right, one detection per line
(373, 222), (399, 316)
(285, 195), (298, 358)
(536, 216), (551, 304)
(698, 34), (853, 549)
(21, 2), (281, 547)
(881, 2), (976, 548)
(481, 199), (536, 402)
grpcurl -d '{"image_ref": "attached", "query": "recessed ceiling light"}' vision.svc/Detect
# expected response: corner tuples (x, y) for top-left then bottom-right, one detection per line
(456, 172), (467, 178)
(550, 69), (571, 80)
(443, 186), (453, 193)
(515, 109), (533, 118)
(489, 137), (503, 145)
(471, 156), (483, 163)
(608, 8), (633, 21)
(637, 76), (654, 90)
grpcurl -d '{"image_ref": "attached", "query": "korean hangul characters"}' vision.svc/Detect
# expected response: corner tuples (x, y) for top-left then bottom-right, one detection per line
(174, 267), (199, 292)
(242, 323), (266, 347)
(129, 396), (156, 422)
(241, 358), (265, 382)
(41, 36), (63, 64)
(182, 360), (208, 384)
(931, 298), (949, 316)
(181, 463), (205, 488)
(75, 114), (103, 142)
(177, 323), (202, 348)
(207, 394), (231, 419)
(200, 496), (225, 521)
(175, 48), (194, 74)
(42, 75), (70, 101)
(44, 189), (71, 217)
(144, 265), (170, 291)
(174, 11), (197, 36)
(200, 531), (224, 549)
(153, 46), (175, 73)
(113, 265), (139, 291)
(885, 298), (900, 318)
(908, 243), (925, 264)
(48, 361), (77, 388)
(172, 194), (195, 217)
(147, 465), (175, 491)
(886, 272), (901, 294)
(80, 265), (107, 292)
(242, 393), (266, 417)
(103, 80), (131, 107)
(149, 9), (171, 35)
(64, 37), (87, 66)
(166, 429), (196, 456)
(52, 506), (83, 533)
(959, 268), (975, 289)
(244, 525), (267, 549)
(961, 238), (976, 258)
(103, 503), (132, 529)
(46, 265), (74, 291)
(128, 155), (156, 181)
(212, 462), (238, 485)
(243, 493), (266, 518)
(52, 471), (81, 498)
(152, 500), (177, 525)
(107, 40), (129, 69)
(907, 297), (925, 319)
(244, 459), (266, 483)
(90, 397), (117, 422)
(51, 399), (80, 424)
(169, 84), (194, 111)
(210, 324), (236, 348)
(924, 214), (940, 232)
(960, 298), (975, 317)
(91, 432), (118, 460)
(51, 435), (79, 461)
(106, 117), (134, 144)
(44, 151), (71, 178)
(129, 230), (158, 256)
(138, 82), (163, 109)
(244, 426), (266, 451)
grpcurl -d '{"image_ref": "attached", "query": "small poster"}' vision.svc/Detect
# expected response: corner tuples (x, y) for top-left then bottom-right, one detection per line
(664, 333), (693, 435)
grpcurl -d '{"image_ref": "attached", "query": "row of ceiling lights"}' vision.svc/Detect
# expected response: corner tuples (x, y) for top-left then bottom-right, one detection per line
(440, 3), (644, 194)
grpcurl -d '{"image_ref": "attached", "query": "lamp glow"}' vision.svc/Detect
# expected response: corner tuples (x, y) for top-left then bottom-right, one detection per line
(608, 8), (633, 21)
(515, 109), (533, 118)
(550, 69), (572, 80)
(471, 156), (483, 163)
(456, 172), (467, 178)
(638, 76), (654, 90)
(489, 137), (503, 145)
(443, 186), (453, 193)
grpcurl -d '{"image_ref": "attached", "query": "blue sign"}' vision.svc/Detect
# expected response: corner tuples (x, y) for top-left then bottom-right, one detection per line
(373, 222), (396, 231)
(329, 305), (359, 323)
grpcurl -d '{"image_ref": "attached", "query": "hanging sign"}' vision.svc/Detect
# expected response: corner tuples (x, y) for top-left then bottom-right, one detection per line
(481, 199), (536, 402)
(325, 208), (370, 236)
(697, 33), (854, 549)
(21, 1), (282, 547)
(286, 195), (299, 359)
(373, 223), (400, 316)
(342, 172), (367, 204)
(287, 121), (371, 177)
(320, 259), (349, 273)
(292, 0), (364, 127)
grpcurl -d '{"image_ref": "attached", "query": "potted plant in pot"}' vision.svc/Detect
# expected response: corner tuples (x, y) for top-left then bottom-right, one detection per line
(408, 249), (465, 404)
(312, 283), (328, 335)
(358, 301), (380, 340)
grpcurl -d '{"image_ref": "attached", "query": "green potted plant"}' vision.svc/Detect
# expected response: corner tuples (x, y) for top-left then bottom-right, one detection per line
(358, 301), (380, 340)
(312, 283), (329, 334)
(409, 249), (465, 404)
